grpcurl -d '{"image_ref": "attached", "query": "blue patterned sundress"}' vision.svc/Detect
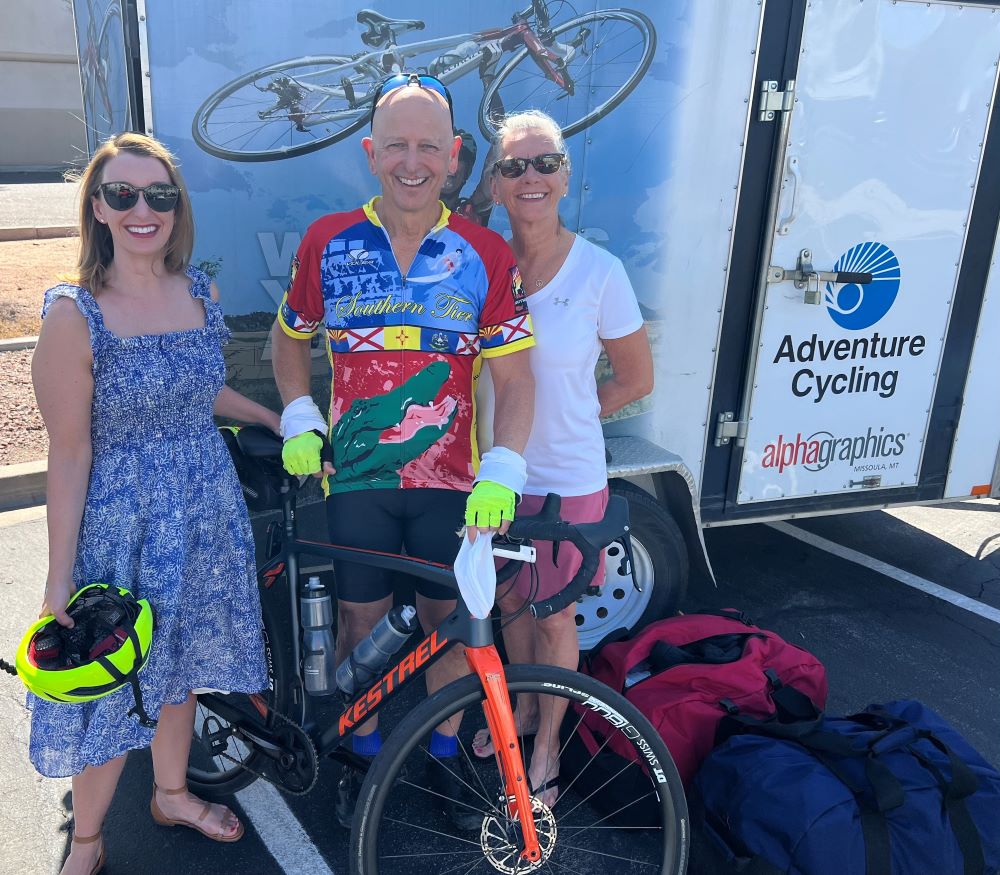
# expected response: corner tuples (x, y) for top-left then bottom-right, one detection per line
(29, 266), (267, 778)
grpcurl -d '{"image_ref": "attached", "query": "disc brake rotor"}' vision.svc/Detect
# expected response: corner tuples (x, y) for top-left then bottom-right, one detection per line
(480, 796), (557, 873)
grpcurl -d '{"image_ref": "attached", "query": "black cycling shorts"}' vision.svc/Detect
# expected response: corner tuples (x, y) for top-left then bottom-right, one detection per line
(326, 488), (466, 603)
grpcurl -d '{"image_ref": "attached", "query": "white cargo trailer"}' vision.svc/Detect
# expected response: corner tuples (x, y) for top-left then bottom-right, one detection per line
(76, 0), (1000, 647)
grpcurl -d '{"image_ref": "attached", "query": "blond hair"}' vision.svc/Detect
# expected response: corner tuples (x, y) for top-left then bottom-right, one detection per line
(490, 110), (572, 174)
(70, 132), (194, 292)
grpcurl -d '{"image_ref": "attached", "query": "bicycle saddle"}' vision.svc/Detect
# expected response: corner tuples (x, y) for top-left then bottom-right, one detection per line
(235, 424), (283, 460)
(356, 9), (424, 47)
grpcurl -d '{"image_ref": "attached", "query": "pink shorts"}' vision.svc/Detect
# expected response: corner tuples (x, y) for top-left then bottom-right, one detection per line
(505, 487), (610, 603)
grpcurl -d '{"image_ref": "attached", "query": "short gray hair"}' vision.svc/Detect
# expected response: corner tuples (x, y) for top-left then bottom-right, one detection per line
(490, 109), (571, 174)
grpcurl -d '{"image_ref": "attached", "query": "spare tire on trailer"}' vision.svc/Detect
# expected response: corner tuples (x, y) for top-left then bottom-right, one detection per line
(575, 480), (689, 652)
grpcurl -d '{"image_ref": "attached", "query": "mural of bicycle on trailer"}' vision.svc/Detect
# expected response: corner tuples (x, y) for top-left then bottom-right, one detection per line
(73, 0), (132, 155)
(133, 0), (681, 399)
(191, 1), (656, 163)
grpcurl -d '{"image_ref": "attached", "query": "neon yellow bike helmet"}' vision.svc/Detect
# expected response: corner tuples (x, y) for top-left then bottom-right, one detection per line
(14, 583), (156, 727)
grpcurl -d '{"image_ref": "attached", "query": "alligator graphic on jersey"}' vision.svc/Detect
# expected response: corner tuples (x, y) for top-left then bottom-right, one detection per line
(329, 360), (458, 490)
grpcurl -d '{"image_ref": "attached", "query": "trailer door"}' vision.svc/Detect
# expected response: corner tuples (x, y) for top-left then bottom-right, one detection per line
(735, 0), (1000, 505)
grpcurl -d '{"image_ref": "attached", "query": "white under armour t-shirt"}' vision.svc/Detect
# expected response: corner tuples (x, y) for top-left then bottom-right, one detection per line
(508, 234), (644, 496)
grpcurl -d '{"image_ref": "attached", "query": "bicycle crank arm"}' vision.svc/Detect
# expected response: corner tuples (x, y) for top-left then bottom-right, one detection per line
(198, 694), (320, 796)
(200, 713), (284, 761)
(198, 694), (298, 760)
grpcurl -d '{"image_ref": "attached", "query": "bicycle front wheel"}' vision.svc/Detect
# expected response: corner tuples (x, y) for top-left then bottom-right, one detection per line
(192, 56), (377, 161)
(350, 663), (688, 875)
(479, 9), (656, 141)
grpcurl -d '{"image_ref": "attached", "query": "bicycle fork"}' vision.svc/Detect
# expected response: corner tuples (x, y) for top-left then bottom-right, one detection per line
(465, 646), (542, 865)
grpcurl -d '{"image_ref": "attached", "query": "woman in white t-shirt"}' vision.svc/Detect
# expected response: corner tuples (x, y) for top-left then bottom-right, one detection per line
(471, 110), (653, 806)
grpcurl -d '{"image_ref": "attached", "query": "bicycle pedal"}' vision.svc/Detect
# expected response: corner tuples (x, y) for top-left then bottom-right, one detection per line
(202, 717), (235, 757)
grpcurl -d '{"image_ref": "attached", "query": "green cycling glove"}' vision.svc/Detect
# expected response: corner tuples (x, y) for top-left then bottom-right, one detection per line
(465, 480), (516, 529)
(282, 431), (324, 476)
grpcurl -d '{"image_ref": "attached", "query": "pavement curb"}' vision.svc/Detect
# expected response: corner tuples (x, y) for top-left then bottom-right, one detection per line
(0, 226), (78, 242)
(0, 460), (47, 513)
(0, 336), (38, 352)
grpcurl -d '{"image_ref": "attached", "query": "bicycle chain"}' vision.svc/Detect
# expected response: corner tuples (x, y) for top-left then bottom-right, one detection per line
(202, 699), (320, 797)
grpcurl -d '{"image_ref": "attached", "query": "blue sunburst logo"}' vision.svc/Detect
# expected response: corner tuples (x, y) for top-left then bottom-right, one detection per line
(824, 242), (901, 330)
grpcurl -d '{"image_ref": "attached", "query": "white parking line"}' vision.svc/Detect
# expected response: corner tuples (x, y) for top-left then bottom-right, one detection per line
(193, 708), (334, 875)
(236, 780), (336, 875)
(768, 521), (1000, 626)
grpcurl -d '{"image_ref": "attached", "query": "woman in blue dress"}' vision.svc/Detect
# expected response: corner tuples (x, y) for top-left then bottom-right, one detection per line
(31, 132), (278, 875)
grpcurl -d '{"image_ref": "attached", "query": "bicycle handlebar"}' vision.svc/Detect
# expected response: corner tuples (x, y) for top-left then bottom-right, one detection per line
(234, 430), (629, 618)
(501, 493), (630, 619)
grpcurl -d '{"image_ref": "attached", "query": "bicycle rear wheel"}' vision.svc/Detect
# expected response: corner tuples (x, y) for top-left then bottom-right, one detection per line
(350, 663), (688, 874)
(478, 9), (656, 141)
(191, 56), (376, 161)
(186, 594), (301, 798)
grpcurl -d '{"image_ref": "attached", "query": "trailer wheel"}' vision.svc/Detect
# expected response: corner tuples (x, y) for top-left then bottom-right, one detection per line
(575, 481), (688, 652)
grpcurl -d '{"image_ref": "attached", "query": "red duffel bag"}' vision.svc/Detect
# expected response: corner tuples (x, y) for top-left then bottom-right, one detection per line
(565, 608), (828, 810)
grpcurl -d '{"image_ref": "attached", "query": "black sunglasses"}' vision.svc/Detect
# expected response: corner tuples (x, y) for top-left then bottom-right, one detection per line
(99, 182), (180, 213)
(369, 72), (454, 127)
(493, 153), (567, 179)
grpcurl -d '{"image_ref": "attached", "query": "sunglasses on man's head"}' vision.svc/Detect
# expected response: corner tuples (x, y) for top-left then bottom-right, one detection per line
(493, 153), (567, 179)
(99, 182), (180, 213)
(369, 72), (454, 127)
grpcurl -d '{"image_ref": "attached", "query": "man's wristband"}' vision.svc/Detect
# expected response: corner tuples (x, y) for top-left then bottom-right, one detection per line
(475, 446), (527, 497)
(280, 395), (327, 440)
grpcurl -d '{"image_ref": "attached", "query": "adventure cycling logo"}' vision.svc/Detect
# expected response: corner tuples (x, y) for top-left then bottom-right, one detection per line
(773, 241), (924, 404)
(824, 242), (901, 330)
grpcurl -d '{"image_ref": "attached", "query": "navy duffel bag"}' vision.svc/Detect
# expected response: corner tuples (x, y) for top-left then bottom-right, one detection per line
(693, 699), (1000, 875)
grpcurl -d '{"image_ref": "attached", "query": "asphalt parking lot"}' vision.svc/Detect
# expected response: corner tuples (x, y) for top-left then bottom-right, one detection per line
(1, 497), (998, 875)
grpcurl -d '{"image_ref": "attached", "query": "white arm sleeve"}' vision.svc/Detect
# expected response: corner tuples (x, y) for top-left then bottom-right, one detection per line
(279, 395), (327, 440)
(474, 446), (527, 496)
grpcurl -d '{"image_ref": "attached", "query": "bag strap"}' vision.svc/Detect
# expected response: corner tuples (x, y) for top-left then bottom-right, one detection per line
(743, 730), (897, 875)
(863, 705), (983, 875)
(731, 703), (986, 875)
(904, 733), (984, 875)
(648, 633), (767, 672)
(766, 670), (823, 721)
(716, 670), (824, 745)
(866, 715), (985, 875)
(722, 700), (901, 875)
(864, 707), (978, 796)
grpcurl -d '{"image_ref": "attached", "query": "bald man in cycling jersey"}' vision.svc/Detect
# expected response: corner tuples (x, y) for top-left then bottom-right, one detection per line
(270, 73), (534, 831)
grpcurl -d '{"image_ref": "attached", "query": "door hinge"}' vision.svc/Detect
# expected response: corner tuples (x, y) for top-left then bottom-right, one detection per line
(715, 412), (748, 448)
(759, 80), (795, 122)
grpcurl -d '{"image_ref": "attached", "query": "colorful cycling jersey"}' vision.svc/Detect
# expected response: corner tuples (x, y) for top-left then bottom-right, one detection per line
(278, 198), (534, 495)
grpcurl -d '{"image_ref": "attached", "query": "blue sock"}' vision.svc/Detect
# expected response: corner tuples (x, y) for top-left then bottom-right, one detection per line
(429, 730), (458, 758)
(352, 729), (382, 757)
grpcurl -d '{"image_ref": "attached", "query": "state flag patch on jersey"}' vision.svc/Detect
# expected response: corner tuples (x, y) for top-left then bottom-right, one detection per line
(280, 292), (319, 336)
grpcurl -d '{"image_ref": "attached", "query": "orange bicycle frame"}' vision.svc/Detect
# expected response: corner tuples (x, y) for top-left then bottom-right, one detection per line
(466, 644), (542, 865)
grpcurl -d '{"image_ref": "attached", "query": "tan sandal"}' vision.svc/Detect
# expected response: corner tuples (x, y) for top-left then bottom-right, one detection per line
(69, 832), (105, 875)
(150, 783), (245, 843)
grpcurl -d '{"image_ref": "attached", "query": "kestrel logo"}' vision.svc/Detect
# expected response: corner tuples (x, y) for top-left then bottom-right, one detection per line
(348, 248), (370, 262)
(824, 242), (901, 331)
